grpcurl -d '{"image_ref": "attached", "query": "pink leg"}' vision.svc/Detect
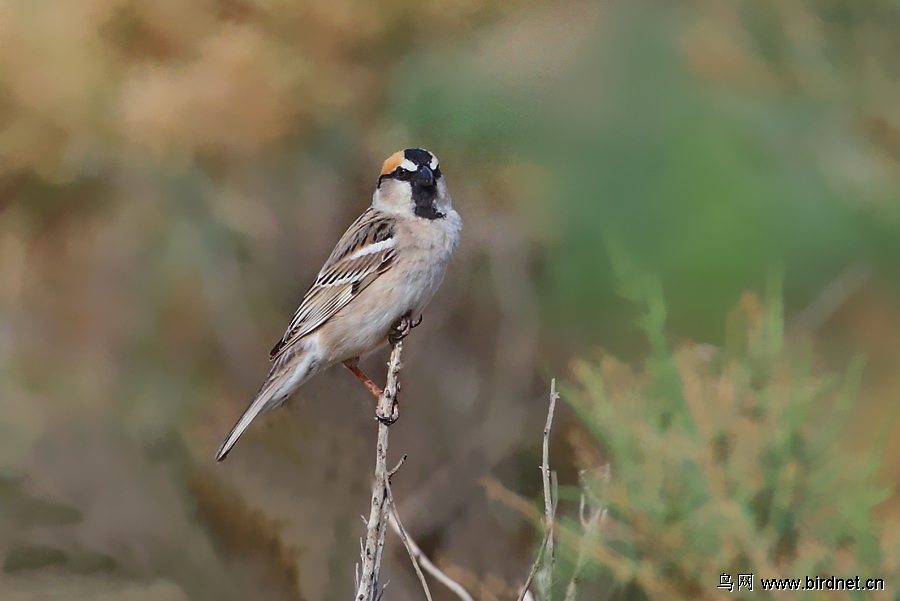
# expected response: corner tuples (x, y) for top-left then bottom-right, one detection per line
(342, 359), (383, 399)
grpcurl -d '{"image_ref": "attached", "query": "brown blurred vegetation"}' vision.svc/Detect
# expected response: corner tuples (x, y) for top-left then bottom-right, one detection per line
(0, 1), (543, 599)
(2, 0), (900, 599)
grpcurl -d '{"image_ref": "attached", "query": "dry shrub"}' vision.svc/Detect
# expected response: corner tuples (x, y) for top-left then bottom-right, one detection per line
(561, 275), (900, 599)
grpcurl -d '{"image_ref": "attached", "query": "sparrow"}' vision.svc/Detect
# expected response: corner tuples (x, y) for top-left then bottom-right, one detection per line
(215, 148), (462, 461)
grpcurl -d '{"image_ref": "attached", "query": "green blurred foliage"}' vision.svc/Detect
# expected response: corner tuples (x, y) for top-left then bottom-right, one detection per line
(559, 270), (900, 600)
(393, 0), (900, 349)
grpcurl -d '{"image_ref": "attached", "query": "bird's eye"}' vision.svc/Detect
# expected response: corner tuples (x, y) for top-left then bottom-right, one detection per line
(393, 167), (414, 180)
(433, 167), (442, 179)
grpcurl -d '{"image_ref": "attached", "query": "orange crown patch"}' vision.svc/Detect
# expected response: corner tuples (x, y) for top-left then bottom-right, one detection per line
(380, 151), (405, 175)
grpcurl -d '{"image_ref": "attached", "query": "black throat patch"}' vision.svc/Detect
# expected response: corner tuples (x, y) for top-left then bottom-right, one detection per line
(412, 185), (444, 220)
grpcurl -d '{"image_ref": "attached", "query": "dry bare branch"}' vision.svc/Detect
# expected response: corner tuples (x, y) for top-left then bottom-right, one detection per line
(537, 380), (560, 598)
(388, 488), (478, 601)
(386, 482), (434, 601)
(355, 340), (404, 601)
(518, 531), (549, 601)
(518, 380), (559, 601)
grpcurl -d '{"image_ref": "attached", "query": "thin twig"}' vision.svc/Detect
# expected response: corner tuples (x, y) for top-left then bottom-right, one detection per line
(518, 531), (549, 601)
(563, 506), (606, 601)
(355, 341), (404, 601)
(537, 380), (559, 600)
(482, 474), (621, 564)
(564, 466), (610, 601)
(386, 484), (434, 601)
(789, 259), (871, 333)
(439, 561), (518, 601)
(387, 501), (477, 601)
(518, 380), (559, 601)
(389, 454), (408, 478)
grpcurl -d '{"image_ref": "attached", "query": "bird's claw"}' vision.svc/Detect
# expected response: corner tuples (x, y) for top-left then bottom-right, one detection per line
(375, 384), (400, 425)
(388, 313), (422, 346)
(388, 316), (411, 345)
(375, 403), (400, 425)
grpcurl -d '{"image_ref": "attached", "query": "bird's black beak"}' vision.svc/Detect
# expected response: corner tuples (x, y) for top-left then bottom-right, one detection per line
(411, 165), (434, 188)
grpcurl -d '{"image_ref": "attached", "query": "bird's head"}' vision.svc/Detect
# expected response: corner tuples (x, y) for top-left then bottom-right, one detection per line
(372, 148), (451, 220)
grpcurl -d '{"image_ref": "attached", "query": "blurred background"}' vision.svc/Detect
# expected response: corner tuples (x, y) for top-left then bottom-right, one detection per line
(2, 0), (900, 599)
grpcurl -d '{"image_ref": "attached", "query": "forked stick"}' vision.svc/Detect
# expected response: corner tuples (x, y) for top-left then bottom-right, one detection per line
(518, 379), (559, 601)
(388, 497), (476, 601)
(354, 340), (403, 601)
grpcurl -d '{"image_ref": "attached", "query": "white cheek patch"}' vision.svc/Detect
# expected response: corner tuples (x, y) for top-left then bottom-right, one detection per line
(429, 155), (439, 170)
(401, 158), (418, 172)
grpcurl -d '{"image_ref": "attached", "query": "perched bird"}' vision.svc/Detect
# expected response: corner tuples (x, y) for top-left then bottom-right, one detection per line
(215, 148), (462, 461)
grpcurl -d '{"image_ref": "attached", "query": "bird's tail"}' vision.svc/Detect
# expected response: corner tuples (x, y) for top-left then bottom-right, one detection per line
(215, 351), (316, 462)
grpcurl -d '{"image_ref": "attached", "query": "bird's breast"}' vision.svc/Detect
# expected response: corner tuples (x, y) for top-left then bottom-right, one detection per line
(319, 211), (460, 363)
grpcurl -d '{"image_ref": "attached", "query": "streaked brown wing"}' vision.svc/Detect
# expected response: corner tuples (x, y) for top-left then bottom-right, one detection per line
(269, 208), (396, 361)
